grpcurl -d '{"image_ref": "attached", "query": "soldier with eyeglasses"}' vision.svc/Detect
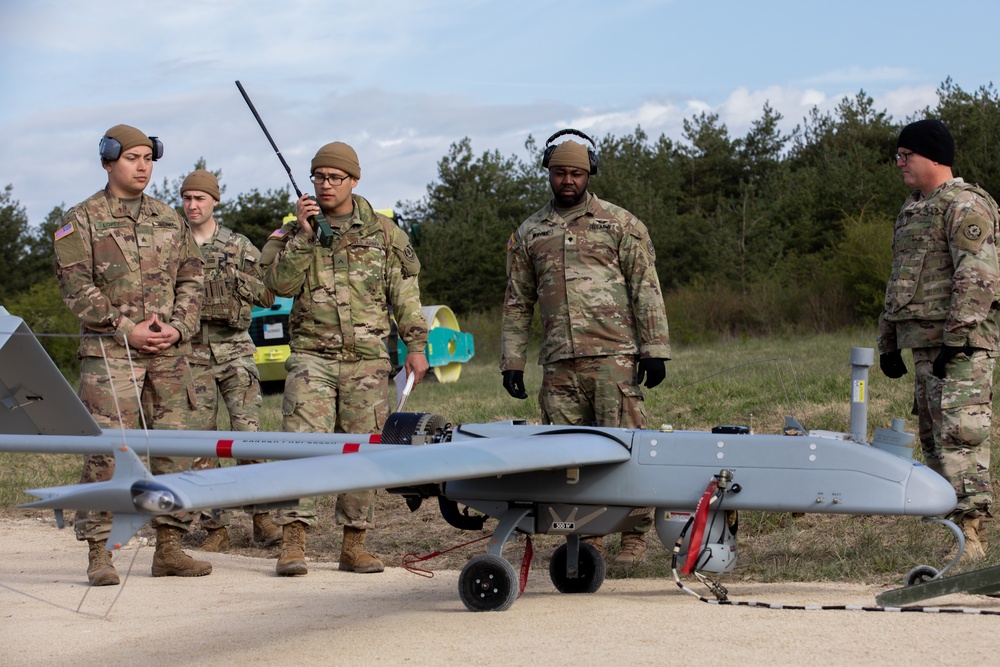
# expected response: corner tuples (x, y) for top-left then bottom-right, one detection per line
(878, 119), (1000, 560)
(260, 141), (429, 577)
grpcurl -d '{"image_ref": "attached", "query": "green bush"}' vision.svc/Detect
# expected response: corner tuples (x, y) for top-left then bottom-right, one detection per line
(3, 277), (79, 377)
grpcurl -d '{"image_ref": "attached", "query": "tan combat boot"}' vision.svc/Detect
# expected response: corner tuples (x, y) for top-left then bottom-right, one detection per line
(152, 526), (213, 577)
(961, 516), (987, 561)
(339, 526), (384, 573)
(276, 522), (308, 576)
(252, 513), (281, 547)
(200, 527), (230, 553)
(582, 536), (605, 558)
(87, 539), (120, 586)
(613, 531), (647, 566)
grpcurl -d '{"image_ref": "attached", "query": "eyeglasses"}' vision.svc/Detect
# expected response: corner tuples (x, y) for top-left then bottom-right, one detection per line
(895, 151), (916, 164)
(310, 173), (349, 186)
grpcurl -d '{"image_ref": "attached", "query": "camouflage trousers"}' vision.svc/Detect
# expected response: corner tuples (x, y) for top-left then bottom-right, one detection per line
(75, 354), (199, 541)
(189, 355), (266, 530)
(540, 355), (648, 429)
(540, 355), (652, 532)
(273, 353), (391, 530)
(912, 346), (994, 519)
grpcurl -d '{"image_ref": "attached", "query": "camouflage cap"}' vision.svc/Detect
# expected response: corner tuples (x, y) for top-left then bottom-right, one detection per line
(311, 141), (361, 179)
(547, 140), (591, 173)
(180, 169), (220, 201)
(103, 124), (153, 154)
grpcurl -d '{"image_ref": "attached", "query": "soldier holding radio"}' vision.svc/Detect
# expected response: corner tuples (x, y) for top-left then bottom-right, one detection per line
(260, 141), (429, 577)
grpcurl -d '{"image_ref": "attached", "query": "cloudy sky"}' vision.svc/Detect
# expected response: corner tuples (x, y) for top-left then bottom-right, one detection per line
(2, 0), (997, 226)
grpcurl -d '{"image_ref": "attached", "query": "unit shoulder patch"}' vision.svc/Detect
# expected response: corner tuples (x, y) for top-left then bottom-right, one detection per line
(954, 212), (991, 253)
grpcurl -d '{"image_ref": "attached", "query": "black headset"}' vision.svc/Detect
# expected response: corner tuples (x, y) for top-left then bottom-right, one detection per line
(541, 128), (599, 175)
(99, 134), (164, 161)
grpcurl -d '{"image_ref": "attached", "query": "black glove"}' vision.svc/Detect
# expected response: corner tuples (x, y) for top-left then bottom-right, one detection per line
(932, 345), (972, 379)
(878, 351), (908, 379)
(502, 370), (527, 399)
(637, 358), (666, 389)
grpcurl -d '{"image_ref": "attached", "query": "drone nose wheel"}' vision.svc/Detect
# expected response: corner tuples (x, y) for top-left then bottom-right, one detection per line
(905, 565), (940, 586)
(458, 554), (518, 612)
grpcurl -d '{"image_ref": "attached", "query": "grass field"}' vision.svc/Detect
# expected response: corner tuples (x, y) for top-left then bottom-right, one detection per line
(2, 324), (998, 586)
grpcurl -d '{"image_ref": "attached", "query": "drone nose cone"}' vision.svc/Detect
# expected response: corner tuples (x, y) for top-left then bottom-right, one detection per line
(131, 482), (181, 514)
(903, 463), (957, 516)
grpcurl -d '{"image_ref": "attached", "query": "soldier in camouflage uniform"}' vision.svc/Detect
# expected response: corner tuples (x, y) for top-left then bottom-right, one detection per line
(54, 124), (212, 585)
(500, 133), (671, 566)
(179, 170), (282, 552)
(878, 119), (1000, 561)
(260, 141), (429, 576)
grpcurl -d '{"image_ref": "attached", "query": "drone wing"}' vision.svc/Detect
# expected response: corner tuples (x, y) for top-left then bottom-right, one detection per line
(25, 430), (631, 513)
(21, 431), (630, 547)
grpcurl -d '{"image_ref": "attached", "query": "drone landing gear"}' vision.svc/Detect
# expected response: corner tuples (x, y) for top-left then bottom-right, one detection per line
(459, 554), (518, 612)
(876, 517), (1000, 606)
(455, 507), (610, 610)
(549, 536), (605, 594)
(458, 506), (530, 612)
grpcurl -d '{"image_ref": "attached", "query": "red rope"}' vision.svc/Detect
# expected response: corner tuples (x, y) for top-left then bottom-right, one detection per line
(518, 536), (533, 598)
(402, 534), (492, 578)
(402, 533), (535, 599)
(682, 480), (719, 575)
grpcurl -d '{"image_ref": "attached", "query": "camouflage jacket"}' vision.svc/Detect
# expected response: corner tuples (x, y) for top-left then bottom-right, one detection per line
(191, 224), (275, 366)
(260, 195), (428, 361)
(501, 193), (671, 370)
(878, 178), (1000, 353)
(54, 188), (203, 358)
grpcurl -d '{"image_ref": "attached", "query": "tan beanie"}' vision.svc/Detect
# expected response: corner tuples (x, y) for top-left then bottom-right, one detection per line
(103, 124), (152, 153)
(311, 141), (361, 179)
(547, 140), (591, 172)
(180, 169), (221, 201)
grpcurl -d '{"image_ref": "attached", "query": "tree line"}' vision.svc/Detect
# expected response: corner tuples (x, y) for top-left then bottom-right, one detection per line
(406, 79), (1000, 344)
(3, 78), (998, 373)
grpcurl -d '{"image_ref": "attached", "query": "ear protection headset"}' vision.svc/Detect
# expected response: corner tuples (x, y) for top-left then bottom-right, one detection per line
(99, 135), (164, 161)
(541, 128), (599, 175)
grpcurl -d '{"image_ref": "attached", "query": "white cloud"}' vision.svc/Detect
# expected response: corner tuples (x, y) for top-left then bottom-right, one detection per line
(803, 66), (917, 86)
(880, 85), (939, 122)
(2, 1), (993, 226)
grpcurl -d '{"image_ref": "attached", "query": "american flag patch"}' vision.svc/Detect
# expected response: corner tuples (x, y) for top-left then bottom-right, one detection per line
(269, 227), (289, 239)
(506, 232), (515, 251)
(54, 221), (75, 241)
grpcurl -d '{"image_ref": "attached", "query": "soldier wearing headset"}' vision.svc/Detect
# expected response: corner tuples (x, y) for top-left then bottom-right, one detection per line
(500, 129), (671, 566)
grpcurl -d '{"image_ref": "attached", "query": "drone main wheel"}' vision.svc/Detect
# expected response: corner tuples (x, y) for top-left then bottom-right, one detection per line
(905, 565), (939, 586)
(549, 542), (606, 594)
(458, 554), (518, 612)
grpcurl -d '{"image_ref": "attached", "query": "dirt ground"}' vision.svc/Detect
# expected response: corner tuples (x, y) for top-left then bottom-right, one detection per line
(2, 516), (1000, 667)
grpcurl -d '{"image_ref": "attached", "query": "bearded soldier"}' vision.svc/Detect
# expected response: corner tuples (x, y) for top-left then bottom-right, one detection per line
(54, 124), (210, 585)
(179, 169), (282, 552)
(260, 141), (429, 576)
(878, 119), (1000, 560)
(501, 130), (671, 566)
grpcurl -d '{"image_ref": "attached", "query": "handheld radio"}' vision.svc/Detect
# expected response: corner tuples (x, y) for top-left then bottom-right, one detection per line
(235, 80), (335, 247)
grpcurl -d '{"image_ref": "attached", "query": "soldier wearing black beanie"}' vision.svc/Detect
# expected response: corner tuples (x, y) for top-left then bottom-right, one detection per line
(880, 117), (1000, 562)
(896, 118), (955, 166)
